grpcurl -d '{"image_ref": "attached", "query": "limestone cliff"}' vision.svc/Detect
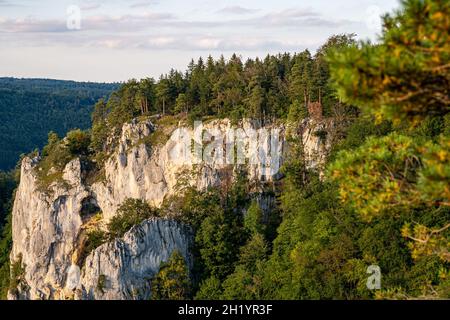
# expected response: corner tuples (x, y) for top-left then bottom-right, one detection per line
(93, 118), (287, 220)
(8, 117), (332, 300)
(79, 219), (192, 300)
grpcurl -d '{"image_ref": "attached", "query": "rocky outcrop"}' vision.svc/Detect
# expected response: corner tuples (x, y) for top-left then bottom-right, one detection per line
(78, 219), (192, 300)
(93, 118), (287, 220)
(8, 156), (191, 300)
(8, 117), (332, 300)
(301, 118), (334, 175)
(9, 157), (87, 300)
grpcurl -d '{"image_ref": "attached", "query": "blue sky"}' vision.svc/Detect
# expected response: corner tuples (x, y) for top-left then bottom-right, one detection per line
(0, 0), (400, 82)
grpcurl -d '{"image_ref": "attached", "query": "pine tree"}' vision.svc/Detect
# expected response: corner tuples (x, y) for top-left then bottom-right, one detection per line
(175, 93), (188, 114)
(329, 0), (450, 264)
(329, 1), (449, 125)
(246, 78), (265, 120)
(287, 50), (312, 121)
(156, 76), (170, 115)
(151, 250), (191, 300)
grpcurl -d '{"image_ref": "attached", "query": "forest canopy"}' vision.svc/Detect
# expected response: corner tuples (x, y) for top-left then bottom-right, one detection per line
(0, 78), (118, 170)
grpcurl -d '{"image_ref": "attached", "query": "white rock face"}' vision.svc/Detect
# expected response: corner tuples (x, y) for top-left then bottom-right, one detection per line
(301, 118), (334, 174)
(9, 156), (192, 300)
(9, 157), (87, 300)
(93, 118), (288, 220)
(9, 117), (331, 300)
(79, 219), (192, 300)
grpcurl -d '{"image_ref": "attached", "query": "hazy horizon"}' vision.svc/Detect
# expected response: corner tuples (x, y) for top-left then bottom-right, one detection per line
(0, 0), (400, 82)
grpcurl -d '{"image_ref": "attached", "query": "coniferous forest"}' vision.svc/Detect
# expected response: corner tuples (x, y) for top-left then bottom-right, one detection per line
(0, 78), (118, 170)
(0, 0), (448, 300)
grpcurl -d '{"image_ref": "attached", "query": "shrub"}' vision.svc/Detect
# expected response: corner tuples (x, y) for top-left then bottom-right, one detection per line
(8, 253), (28, 296)
(76, 229), (107, 268)
(85, 230), (107, 254)
(65, 129), (91, 156)
(41, 131), (60, 157)
(107, 199), (159, 239)
(36, 133), (73, 190)
(97, 274), (107, 294)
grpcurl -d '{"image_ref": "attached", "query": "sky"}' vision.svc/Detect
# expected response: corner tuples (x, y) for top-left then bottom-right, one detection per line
(0, 0), (400, 82)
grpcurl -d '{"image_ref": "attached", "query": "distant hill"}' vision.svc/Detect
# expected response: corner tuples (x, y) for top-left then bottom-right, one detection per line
(0, 78), (119, 170)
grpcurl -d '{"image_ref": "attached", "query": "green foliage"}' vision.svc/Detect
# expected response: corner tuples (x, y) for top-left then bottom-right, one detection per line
(74, 199), (159, 271)
(258, 178), (371, 300)
(173, 188), (224, 229)
(244, 201), (265, 236)
(328, 0), (450, 271)
(194, 276), (222, 300)
(237, 233), (269, 271)
(221, 264), (265, 300)
(35, 132), (74, 190)
(90, 79), (154, 155)
(42, 131), (60, 157)
(246, 80), (265, 120)
(86, 34), (355, 139)
(164, 170), (285, 300)
(329, 134), (422, 220)
(0, 208), (13, 300)
(97, 274), (107, 294)
(79, 229), (108, 266)
(327, 116), (393, 161)
(175, 93), (188, 114)
(8, 253), (28, 296)
(195, 206), (245, 280)
(287, 100), (308, 122)
(402, 221), (449, 262)
(65, 129), (91, 156)
(108, 199), (159, 239)
(418, 136), (450, 203)
(0, 170), (16, 299)
(328, 0), (449, 125)
(142, 129), (170, 148)
(0, 171), (15, 225)
(191, 177), (249, 283)
(220, 233), (269, 300)
(215, 103), (447, 300)
(151, 250), (191, 300)
(0, 78), (117, 170)
(250, 175), (447, 299)
(90, 100), (110, 155)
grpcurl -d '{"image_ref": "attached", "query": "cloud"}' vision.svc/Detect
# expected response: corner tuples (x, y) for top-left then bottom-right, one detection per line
(0, 5), (356, 54)
(265, 8), (319, 19)
(0, 0), (26, 7)
(251, 8), (339, 27)
(132, 34), (314, 52)
(0, 12), (176, 33)
(96, 34), (312, 52)
(130, 1), (159, 8)
(0, 28), (317, 53)
(0, 17), (67, 33)
(172, 8), (350, 29)
(80, 3), (102, 11)
(0, 6), (351, 34)
(83, 12), (175, 31)
(216, 6), (258, 15)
